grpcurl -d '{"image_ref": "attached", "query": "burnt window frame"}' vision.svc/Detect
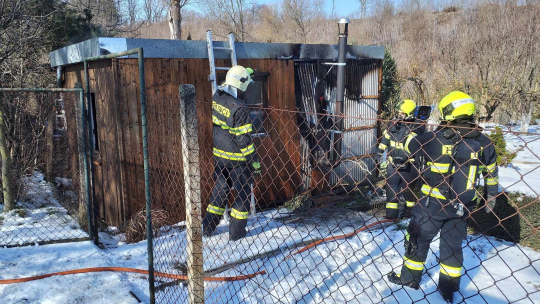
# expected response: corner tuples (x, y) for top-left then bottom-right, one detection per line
(217, 71), (269, 135)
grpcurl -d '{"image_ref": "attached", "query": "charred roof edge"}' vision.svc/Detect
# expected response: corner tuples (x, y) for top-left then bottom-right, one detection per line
(49, 37), (384, 67)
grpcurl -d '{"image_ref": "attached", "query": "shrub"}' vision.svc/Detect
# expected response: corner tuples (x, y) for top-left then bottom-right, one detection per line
(470, 191), (540, 251)
(123, 209), (172, 244)
(13, 209), (27, 218)
(46, 207), (57, 216)
(283, 191), (313, 212)
(381, 49), (401, 119)
(487, 127), (517, 166)
(442, 6), (460, 13)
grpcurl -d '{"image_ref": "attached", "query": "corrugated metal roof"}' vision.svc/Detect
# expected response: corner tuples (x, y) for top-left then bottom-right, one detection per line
(49, 37), (385, 67)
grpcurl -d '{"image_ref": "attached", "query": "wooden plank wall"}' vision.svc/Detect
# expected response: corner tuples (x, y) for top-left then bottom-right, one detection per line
(117, 58), (301, 223)
(64, 58), (302, 226)
(64, 60), (125, 227)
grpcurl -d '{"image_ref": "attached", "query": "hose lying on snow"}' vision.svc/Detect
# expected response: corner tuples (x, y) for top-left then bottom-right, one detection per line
(284, 219), (396, 260)
(0, 267), (266, 285)
(1, 220), (393, 285)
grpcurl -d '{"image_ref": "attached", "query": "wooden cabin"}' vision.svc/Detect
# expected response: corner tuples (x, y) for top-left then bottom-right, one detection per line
(49, 38), (384, 227)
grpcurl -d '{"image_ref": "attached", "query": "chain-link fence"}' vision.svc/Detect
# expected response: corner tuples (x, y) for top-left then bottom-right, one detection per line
(0, 90), (92, 247)
(148, 94), (539, 304)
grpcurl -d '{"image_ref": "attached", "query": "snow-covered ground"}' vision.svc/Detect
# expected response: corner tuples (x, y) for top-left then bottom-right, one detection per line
(0, 233), (150, 304)
(494, 125), (540, 197)
(1, 127), (539, 304)
(1, 210), (538, 304)
(0, 172), (87, 246)
(153, 211), (540, 304)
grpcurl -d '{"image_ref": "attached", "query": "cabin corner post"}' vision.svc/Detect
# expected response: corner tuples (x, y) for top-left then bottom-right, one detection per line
(179, 84), (204, 304)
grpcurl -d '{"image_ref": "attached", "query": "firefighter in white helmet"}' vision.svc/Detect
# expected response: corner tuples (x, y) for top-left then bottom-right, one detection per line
(202, 66), (260, 241)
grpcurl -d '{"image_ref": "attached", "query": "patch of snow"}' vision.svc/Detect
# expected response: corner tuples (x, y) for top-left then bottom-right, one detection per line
(1, 210), (539, 304)
(0, 237), (149, 304)
(0, 171), (87, 246)
(478, 125), (540, 197)
(153, 211), (540, 304)
(497, 126), (540, 197)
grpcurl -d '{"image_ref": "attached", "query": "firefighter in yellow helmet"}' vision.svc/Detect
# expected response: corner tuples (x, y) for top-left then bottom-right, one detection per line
(202, 66), (260, 241)
(388, 91), (500, 303)
(378, 99), (425, 219)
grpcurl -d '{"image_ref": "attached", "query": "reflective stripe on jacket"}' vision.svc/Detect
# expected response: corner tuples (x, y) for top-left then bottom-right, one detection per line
(212, 89), (256, 167)
(404, 124), (490, 204)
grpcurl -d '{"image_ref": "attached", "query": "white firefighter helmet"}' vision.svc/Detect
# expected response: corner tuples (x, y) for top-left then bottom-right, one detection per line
(223, 66), (254, 92)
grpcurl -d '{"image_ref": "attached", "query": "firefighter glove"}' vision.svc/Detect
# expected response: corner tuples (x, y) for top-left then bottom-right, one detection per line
(251, 161), (261, 176)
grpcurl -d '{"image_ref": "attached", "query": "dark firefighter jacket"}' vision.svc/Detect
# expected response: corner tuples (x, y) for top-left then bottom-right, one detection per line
(404, 122), (499, 206)
(212, 89), (256, 168)
(378, 119), (425, 165)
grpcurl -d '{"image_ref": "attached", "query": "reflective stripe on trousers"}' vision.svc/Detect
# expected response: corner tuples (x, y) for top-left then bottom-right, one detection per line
(440, 263), (462, 278)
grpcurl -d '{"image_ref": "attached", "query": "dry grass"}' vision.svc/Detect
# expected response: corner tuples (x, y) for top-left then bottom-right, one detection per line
(123, 209), (172, 243)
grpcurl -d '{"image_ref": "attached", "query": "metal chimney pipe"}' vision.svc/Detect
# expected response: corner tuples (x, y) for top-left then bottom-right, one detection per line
(333, 17), (350, 164)
(56, 66), (63, 88)
(336, 17), (350, 106)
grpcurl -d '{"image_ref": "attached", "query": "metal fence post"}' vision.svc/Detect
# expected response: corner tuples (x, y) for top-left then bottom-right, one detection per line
(133, 48), (156, 304)
(179, 84), (204, 304)
(74, 83), (94, 241)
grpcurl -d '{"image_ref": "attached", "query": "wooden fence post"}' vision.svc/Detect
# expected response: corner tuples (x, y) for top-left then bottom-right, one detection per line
(179, 84), (204, 304)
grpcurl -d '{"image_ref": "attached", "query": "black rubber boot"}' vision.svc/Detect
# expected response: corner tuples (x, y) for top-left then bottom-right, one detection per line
(441, 290), (454, 303)
(401, 207), (412, 219)
(385, 203), (399, 219)
(387, 272), (420, 290)
(202, 212), (222, 237)
(229, 218), (247, 241)
(203, 228), (213, 237)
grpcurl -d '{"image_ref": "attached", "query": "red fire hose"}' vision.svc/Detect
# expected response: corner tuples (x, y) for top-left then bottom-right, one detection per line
(0, 220), (394, 285)
(284, 219), (396, 260)
(0, 267), (266, 285)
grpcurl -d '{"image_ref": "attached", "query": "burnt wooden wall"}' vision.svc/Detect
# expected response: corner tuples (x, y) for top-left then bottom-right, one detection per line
(63, 58), (302, 227)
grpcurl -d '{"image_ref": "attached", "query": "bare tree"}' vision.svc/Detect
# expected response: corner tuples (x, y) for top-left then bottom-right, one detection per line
(258, 4), (283, 42)
(201, 0), (253, 41)
(0, 98), (14, 212)
(358, 0), (370, 18)
(0, 0), (50, 211)
(168, 0), (191, 39)
(144, 0), (167, 22)
(282, 0), (324, 44)
(126, 0), (138, 24)
(67, 0), (129, 34)
(0, 1), (50, 66)
(402, 0), (422, 13)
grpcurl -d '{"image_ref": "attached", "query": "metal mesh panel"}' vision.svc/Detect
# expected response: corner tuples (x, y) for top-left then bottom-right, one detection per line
(149, 99), (539, 304)
(0, 91), (90, 247)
